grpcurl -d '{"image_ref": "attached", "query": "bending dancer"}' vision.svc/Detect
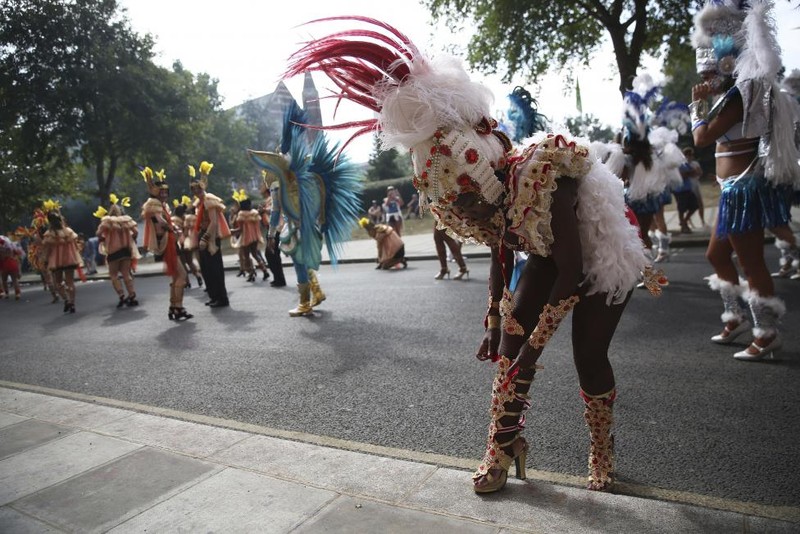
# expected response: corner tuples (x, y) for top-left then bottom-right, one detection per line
(140, 167), (192, 320)
(284, 17), (663, 492)
(94, 194), (140, 308)
(691, 0), (799, 360)
(248, 102), (362, 317)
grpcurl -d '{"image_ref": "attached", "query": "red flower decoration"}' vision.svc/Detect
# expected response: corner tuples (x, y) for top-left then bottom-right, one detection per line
(430, 146), (437, 155)
(457, 174), (472, 187)
(465, 148), (479, 165)
(421, 171), (428, 179)
(439, 145), (452, 157)
(425, 159), (432, 168)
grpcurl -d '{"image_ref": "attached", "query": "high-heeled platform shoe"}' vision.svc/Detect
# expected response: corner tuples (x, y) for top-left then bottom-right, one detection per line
(246, 271), (256, 282)
(168, 307), (193, 320)
(126, 294), (139, 307)
(434, 268), (450, 280)
(733, 335), (781, 361)
(117, 295), (126, 308)
(67, 302), (75, 314)
(710, 320), (751, 344)
(473, 437), (528, 493)
(453, 267), (470, 280)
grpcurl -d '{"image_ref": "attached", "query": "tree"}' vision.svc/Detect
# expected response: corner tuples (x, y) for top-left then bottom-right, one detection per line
(426, 0), (702, 95)
(564, 114), (616, 142)
(366, 136), (409, 181)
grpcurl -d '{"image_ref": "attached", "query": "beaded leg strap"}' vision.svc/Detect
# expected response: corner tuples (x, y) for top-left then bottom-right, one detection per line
(474, 357), (535, 480)
(528, 296), (580, 349)
(581, 388), (616, 491)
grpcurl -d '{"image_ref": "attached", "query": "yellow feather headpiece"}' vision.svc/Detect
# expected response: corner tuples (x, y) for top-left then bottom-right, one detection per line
(358, 217), (371, 229)
(141, 166), (167, 196)
(232, 188), (248, 203)
(42, 199), (61, 213)
(199, 161), (214, 177)
(93, 206), (108, 219)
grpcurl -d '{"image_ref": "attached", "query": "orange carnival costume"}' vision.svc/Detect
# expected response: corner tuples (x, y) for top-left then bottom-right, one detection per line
(41, 200), (82, 313)
(232, 190), (270, 282)
(140, 167), (192, 320)
(94, 194), (140, 308)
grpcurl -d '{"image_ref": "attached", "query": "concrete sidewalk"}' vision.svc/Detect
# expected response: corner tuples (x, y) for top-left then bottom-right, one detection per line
(0, 385), (796, 533)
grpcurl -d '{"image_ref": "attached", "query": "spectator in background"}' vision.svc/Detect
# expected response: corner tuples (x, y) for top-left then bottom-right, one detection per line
(404, 193), (421, 219)
(383, 185), (404, 236)
(367, 199), (385, 225)
(83, 235), (99, 274)
(674, 149), (701, 233)
(682, 147), (706, 229)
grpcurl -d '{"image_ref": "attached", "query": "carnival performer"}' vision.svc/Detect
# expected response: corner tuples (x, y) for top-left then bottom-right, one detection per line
(232, 189), (270, 282)
(228, 195), (250, 279)
(189, 161), (231, 308)
(258, 173), (287, 287)
(690, 0), (800, 360)
(433, 224), (468, 279)
(248, 102), (362, 317)
(41, 200), (83, 313)
(140, 167), (192, 320)
(94, 193), (140, 308)
(24, 209), (60, 302)
(358, 218), (407, 270)
(769, 68), (800, 280)
(172, 196), (204, 289)
(177, 199), (204, 289)
(284, 16), (663, 492)
(0, 235), (24, 300)
(618, 74), (687, 263)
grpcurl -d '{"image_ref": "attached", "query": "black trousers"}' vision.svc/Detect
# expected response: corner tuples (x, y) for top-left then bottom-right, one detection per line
(199, 239), (228, 303)
(264, 234), (286, 285)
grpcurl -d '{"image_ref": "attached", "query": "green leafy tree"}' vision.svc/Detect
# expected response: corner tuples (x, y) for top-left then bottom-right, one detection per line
(564, 114), (616, 142)
(426, 0), (702, 95)
(366, 136), (408, 181)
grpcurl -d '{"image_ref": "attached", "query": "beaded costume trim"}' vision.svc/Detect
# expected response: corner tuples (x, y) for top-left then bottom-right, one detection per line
(505, 135), (590, 257)
(528, 296), (580, 349)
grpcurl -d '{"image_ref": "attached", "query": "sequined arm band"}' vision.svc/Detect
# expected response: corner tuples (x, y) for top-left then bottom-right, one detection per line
(527, 296), (580, 348)
(503, 315), (525, 336)
(486, 315), (501, 329)
(689, 100), (708, 123)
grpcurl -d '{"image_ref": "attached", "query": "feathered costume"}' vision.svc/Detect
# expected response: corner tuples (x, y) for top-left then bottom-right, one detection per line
(283, 16), (665, 493)
(248, 101), (362, 316)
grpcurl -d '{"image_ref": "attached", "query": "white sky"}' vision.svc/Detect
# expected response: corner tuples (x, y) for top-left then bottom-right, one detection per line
(121, 0), (800, 162)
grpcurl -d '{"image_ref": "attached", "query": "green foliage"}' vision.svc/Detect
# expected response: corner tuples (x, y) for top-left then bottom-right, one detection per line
(366, 136), (411, 181)
(0, 0), (257, 231)
(425, 0), (699, 94)
(661, 42), (696, 105)
(564, 114), (616, 142)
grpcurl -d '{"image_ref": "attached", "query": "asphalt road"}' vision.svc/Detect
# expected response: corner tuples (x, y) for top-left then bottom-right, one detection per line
(1, 247), (798, 508)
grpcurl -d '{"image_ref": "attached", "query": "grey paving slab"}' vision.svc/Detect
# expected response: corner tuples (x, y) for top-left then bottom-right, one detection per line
(110, 467), (336, 534)
(14, 447), (218, 533)
(0, 388), (52, 417)
(94, 412), (250, 457)
(402, 467), (748, 534)
(211, 435), (437, 502)
(0, 431), (140, 506)
(294, 495), (498, 534)
(0, 506), (62, 533)
(0, 419), (72, 460)
(0, 411), (27, 429)
(14, 396), (132, 429)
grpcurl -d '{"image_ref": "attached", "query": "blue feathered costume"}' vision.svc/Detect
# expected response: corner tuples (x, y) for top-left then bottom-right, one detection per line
(248, 102), (362, 316)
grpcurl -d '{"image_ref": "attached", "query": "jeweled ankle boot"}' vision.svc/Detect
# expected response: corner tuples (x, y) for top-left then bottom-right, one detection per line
(581, 388), (616, 491)
(473, 357), (535, 494)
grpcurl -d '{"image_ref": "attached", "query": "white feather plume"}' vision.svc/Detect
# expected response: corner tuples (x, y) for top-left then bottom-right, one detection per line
(735, 0), (782, 82)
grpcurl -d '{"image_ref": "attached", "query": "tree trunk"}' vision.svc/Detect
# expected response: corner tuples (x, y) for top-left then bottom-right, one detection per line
(95, 157), (108, 206)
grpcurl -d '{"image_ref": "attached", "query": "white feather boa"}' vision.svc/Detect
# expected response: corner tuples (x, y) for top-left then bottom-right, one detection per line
(576, 158), (650, 305)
